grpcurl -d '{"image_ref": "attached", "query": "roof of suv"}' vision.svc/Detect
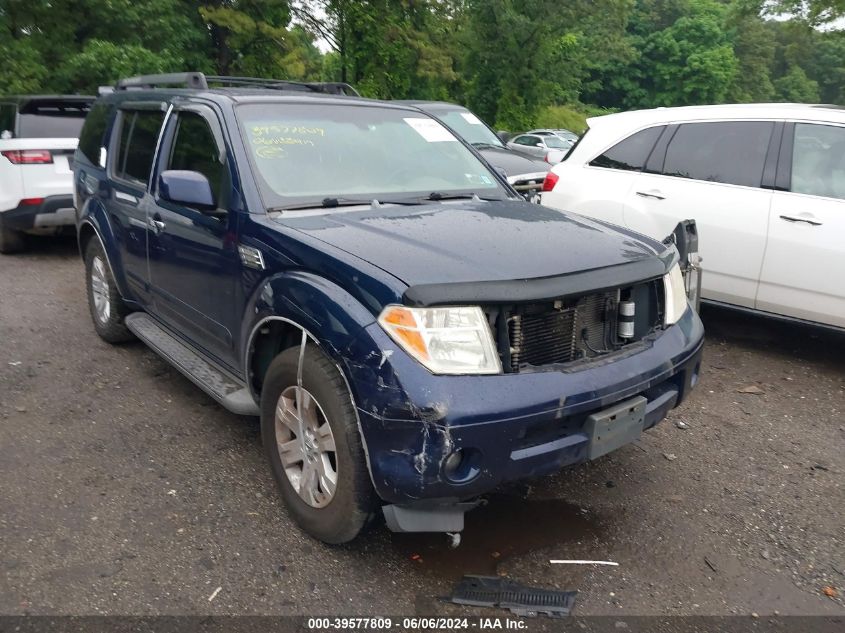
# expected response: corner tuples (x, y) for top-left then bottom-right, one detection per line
(589, 103), (845, 131)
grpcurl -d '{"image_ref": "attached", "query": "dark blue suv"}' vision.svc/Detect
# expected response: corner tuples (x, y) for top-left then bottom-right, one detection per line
(74, 73), (704, 543)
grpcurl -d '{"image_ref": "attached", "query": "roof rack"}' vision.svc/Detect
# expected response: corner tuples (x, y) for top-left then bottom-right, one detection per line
(115, 72), (359, 97)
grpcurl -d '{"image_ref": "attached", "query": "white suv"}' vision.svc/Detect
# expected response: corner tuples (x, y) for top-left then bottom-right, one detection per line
(0, 95), (93, 253)
(541, 104), (845, 330)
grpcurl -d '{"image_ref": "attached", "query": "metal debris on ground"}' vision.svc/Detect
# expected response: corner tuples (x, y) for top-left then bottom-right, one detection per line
(446, 575), (577, 618)
(737, 385), (765, 394)
(675, 420), (689, 429)
(663, 453), (678, 461)
(549, 559), (619, 566)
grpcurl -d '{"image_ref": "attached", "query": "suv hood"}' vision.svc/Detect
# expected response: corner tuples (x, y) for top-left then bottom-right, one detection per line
(275, 200), (666, 288)
(476, 145), (549, 177)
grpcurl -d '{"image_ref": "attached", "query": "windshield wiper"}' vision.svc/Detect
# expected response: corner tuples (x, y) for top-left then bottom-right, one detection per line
(426, 192), (504, 202)
(270, 197), (423, 212)
(471, 142), (503, 150)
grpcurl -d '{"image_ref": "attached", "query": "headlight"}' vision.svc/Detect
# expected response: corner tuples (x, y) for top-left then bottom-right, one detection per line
(378, 305), (502, 375)
(663, 263), (688, 326)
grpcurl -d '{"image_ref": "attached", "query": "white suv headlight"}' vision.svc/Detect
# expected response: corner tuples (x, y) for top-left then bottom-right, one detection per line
(663, 263), (689, 326)
(378, 305), (502, 375)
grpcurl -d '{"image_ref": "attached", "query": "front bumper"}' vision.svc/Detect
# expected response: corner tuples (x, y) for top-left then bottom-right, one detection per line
(0, 195), (76, 232)
(344, 306), (704, 505)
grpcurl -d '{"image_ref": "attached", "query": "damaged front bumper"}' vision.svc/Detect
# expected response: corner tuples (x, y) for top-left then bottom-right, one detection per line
(343, 306), (704, 518)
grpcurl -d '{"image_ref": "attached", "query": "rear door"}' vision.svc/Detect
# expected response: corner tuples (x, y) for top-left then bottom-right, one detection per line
(147, 105), (240, 369)
(622, 120), (776, 308)
(106, 103), (168, 304)
(757, 121), (845, 327)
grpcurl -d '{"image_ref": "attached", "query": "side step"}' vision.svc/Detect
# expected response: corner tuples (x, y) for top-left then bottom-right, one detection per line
(125, 313), (260, 416)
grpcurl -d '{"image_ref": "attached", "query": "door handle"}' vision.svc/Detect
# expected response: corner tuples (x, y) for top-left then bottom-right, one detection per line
(779, 215), (822, 226)
(151, 214), (166, 234)
(636, 190), (666, 200)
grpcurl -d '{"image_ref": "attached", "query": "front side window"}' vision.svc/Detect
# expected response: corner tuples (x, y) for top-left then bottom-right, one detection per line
(237, 103), (503, 208)
(590, 126), (664, 171)
(791, 123), (845, 200)
(114, 109), (165, 185)
(0, 103), (16, 137)
(167, 112), (225, 201)
(662, 121), (773, 188)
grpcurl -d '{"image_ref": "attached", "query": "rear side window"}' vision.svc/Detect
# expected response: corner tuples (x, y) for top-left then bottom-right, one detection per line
(662, 121), (773, 188)
(590, 126), (664, 171)
(16, 99), (91, 138)
(790, 123), (845, 200)
(167, 112), (224, 201)
(513, 135), (538, 146)
(114, 109), (165, 185)
(77, 103), (112, 167)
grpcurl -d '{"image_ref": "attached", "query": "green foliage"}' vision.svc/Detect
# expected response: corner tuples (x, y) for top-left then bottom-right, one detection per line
(55, 40), (181, 94)
(774, 64), (821, 101)
(0, 0), (842, 129)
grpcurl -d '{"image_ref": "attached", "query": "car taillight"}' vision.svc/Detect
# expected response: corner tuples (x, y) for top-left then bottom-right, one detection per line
(20, 197), (45, 206)
(2, 150), (53, 164)
(542, 171), (559, 192)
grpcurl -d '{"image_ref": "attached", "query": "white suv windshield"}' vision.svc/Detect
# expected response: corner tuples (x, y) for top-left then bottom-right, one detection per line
(237, 103), (503, 208)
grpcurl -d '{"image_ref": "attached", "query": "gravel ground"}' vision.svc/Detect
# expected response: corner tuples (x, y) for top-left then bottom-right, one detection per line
(1, 235), (843, 617)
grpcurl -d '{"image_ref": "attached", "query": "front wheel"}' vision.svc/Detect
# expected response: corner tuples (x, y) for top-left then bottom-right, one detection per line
(261, 345), (375, 543)
(84, 239), (134, 343)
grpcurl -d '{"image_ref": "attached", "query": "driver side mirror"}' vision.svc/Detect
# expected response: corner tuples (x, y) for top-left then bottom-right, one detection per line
(497, 130), (511, 143)
(158, 170), (221, 215)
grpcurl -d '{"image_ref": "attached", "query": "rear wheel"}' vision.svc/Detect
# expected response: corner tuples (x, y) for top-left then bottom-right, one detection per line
(261, 345), (375, 543)
(84, 239), (134, 343)
(0, 225), (25, 254)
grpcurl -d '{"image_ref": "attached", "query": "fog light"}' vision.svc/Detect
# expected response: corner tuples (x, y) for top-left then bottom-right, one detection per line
(444, 450), (463, 477)
(442, 448), (482, 483)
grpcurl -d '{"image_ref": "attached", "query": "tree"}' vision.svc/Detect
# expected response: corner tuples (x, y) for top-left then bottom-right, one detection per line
(770, 1), (845, 26)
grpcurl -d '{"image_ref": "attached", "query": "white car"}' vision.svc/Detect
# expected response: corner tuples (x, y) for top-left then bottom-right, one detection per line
(0, 95), (93, 253)
(541, 103), (845, 330)
(507, 133), (568, 163)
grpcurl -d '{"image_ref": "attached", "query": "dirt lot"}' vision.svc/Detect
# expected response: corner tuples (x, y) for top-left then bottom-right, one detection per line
(1, 235), (843, 617)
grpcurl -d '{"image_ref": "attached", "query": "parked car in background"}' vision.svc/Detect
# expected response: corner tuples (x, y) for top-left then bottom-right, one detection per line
(541, 103), (845, 330)
(398, 101), (550, 201)
(74, 72), (703, 544)
(0, 95), (93, 253)
(527, 128), (580, 145)
(507, 133), (569, 163)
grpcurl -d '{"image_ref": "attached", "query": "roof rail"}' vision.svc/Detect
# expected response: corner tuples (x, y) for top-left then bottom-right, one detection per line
(115, 72), (359, 96)
(116, 72), (208, 90)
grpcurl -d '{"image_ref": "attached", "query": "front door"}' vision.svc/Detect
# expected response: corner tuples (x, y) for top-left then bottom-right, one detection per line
(147, 106), (240, 369)
(757, 122), (845, 327)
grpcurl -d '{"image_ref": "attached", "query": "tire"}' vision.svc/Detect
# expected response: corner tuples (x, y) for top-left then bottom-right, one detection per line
(0, 225), (25, 254)
(261, 345), (376, 543)
(84, 239), (134, 343)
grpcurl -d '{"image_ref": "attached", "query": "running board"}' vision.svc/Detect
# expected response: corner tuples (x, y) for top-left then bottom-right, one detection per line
(125, 313), (259, 416)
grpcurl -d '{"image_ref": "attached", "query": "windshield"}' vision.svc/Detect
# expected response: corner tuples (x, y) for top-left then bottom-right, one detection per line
(237, 103), (503, 208)
(430, 108), (504, 147)
(543, 136), (569, 149)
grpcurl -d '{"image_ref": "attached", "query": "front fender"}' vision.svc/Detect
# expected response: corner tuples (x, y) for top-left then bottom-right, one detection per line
(241, 270), (378, 383)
